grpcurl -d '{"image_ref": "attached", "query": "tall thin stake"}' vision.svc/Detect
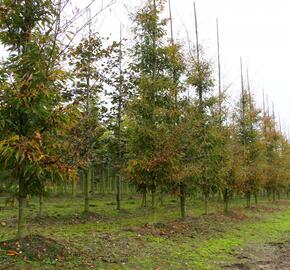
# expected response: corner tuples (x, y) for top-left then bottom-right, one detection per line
(240, 58), (247, 160)
(169, 0), (185, 220)
(216, 18), (222, 122)
(193, 2), (202, 104)
(240, 58), (245, 119)
(193, 2), (200, 63)
(262, 89), (267, 134)
(168, 0), (174, 45)
(278, 112), (282, 132)
(272, 102), (276, 131)
(266, 95), (270, 117)
(116, 23), (123, 211)
(262, 89), (266, 116)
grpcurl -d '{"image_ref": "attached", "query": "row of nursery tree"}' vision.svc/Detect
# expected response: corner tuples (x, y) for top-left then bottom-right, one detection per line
(0, 0), (289, 239)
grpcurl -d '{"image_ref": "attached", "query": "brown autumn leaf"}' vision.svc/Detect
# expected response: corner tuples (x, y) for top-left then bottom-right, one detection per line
(6, 250), (18, 256)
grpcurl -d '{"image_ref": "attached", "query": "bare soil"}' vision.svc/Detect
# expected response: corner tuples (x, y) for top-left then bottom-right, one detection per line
(224, 240), (290, 270)
(126, 211), (250, 239)
(0, 234), (77, 261)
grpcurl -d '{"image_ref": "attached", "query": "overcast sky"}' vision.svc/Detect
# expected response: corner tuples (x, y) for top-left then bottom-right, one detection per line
(80, 0), (290, 133)
(4, 0), (287, 133)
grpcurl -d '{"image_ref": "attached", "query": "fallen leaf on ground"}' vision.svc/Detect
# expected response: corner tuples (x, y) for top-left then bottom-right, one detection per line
(6, 250), (18, 256)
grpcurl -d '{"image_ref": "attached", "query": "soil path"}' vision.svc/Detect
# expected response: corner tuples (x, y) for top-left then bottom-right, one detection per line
(224, 239), (290, 270)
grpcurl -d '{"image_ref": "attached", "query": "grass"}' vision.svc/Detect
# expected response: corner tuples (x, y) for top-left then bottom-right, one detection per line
(0, 194), (289, 269)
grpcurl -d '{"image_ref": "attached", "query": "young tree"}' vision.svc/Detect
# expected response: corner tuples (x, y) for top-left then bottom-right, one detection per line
(127, 0), (182, 220)
(106, 26), (132, 210)
(67, 32), (115, 213)
(0, 0), (76, 238)
(233, 77), (263, 207)
(186, 45), (223, 214)
(261, 111), (287, 201)
(167, 0), (188, 220)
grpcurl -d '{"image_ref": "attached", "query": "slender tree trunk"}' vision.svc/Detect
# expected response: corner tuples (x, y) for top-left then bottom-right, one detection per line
(246, 192), (251, 208)
(180, 183), (186, 220)
(116, 174), (121, 210)
(18, 196), (26, 239)
(72, 180), (75, 196)
(217, 191), (222, 202)
(17, 178), (26, 239)
(91, 167), (95, 196)
(204, 193), (209, 215)
(223, 188), (229, 214)
(151, 187), (157, 223)
(116, 23), (123, 209)
(39, 192), (44, 217)
(272, 189), (276, 202)
(267, 189), (271, 201)
(84, 169), (90, 214)
(64, 181), (68, 194)
(106, 162), (110, 194)
(254, 192), (258, 205)
(151, 190), (156, 210)
(141, 190), (147, 207)
(159, 192), (164, 207)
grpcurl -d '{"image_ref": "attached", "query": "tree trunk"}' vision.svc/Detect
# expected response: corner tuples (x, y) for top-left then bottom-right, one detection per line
(272, 189), (276, 202)
(158, 191), (164, 207)
(17, 178), (27, 239)
(151, 187), (157, 223)
(39, 192), (44, 217)
(106, 162), (110, 194)
(91, 167), (95, 196)
(71, 180), (75, 196)
(217, 191), (222, 202)
(64, 181), (68, 194)
(141, 190), (147, 207)
(180, 183), (186, 220)
(204, 193), (209, 215)
(17, 196), (26, 239)
(267, 189), (271, 201)
(84, 169), (90, 214)
(254, 192), (258, 205)
(116, 174), (121, 210)
(223, 188), (229, 214)
(246, 192), (251, 208)
(151, 190), (156, 210)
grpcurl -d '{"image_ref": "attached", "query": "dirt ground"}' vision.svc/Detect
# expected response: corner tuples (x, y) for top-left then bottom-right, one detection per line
(224, 240), (290, 270)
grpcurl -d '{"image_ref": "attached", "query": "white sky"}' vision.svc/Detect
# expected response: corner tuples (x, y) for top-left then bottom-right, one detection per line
(3, 0), (289, 133)
(76, 0), (290, 134)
